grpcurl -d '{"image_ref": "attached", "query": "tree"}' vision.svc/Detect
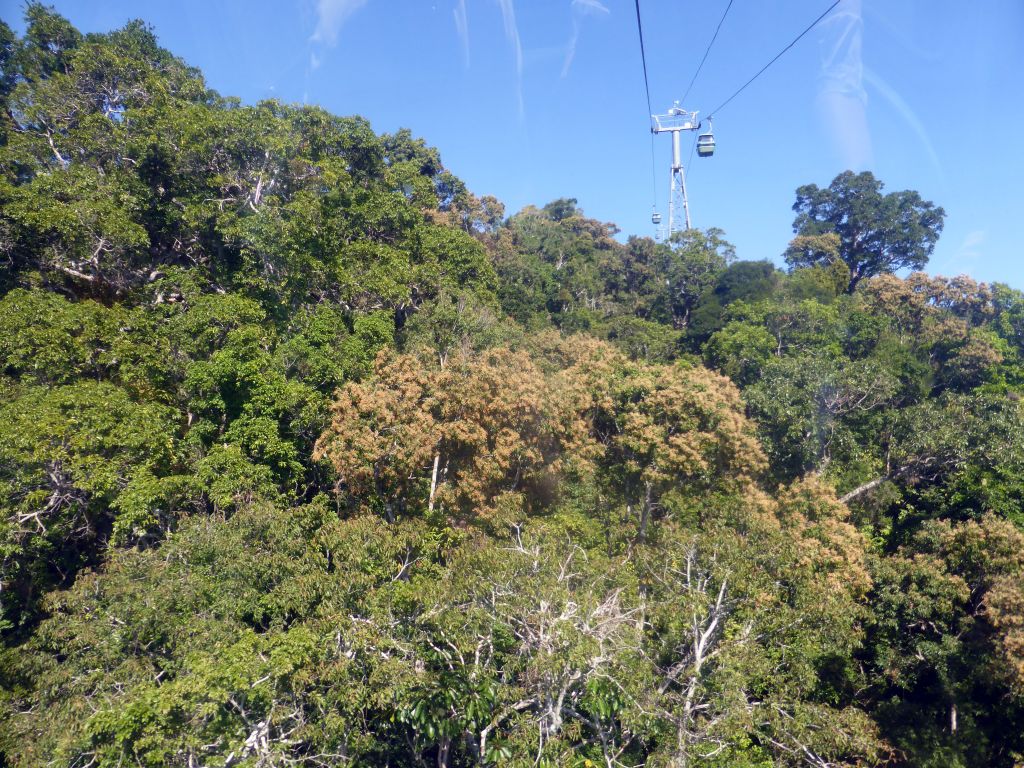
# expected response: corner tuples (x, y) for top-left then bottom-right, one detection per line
(314, 347), (558, 528)
(687, 260), (778, 342)
(4, 8), (1024, 767)
(788, 171), (946, 293)
(0, 381), (184, 633)
(616, 228), (733, 330)
(867, 516), (1024, 767)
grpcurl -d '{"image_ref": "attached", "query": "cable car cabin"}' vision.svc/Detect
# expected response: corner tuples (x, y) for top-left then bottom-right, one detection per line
(696, 133), (715, 157)
(651, 211), (662, 225)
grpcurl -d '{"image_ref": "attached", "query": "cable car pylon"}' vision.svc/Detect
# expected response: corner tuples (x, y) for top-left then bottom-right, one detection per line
(651, 102), (713, 236)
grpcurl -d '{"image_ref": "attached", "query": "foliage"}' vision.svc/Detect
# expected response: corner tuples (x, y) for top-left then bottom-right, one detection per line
(0, 381), (182, 633)
(788, 171), (946, 292)
(866, 516), (1024, 767)
(0, 7), (1021, 767)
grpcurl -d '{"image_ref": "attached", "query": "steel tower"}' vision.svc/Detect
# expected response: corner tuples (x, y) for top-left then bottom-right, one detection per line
(651, 104), (701, 236)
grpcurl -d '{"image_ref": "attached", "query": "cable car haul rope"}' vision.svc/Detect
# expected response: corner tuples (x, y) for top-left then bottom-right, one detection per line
(706, 0), (843, 120)
(633, 0), (844, 232)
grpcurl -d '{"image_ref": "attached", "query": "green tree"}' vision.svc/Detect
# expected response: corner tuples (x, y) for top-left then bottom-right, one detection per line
(867, 516), (1024, 767)
(788, 171), (946, 293)
(0, 382), (184, 633)
(687, 260), (778, 342)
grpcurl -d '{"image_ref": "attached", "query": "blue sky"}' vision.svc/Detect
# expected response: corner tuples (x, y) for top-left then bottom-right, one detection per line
(8, 1), (1023, 286)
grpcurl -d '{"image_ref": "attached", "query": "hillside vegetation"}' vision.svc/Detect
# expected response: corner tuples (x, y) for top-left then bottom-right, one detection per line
(1, 7), (1023, 767)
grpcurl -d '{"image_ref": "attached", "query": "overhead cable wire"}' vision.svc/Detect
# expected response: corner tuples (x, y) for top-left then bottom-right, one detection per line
(634, 0), (659, 208)
(648, 133), (658, 209)
(634, 0), (654, 119)
(680, 0), (735, 106)
(707, 0), (842, 118)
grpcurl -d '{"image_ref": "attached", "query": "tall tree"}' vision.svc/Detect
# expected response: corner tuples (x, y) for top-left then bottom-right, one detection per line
(787, 171), (945, 293)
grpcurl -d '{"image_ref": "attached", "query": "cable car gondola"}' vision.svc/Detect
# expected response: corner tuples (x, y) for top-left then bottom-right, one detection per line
(696, 119), (715, 157)
(696, 133), (715, 157)
(651, 210), (662, 225)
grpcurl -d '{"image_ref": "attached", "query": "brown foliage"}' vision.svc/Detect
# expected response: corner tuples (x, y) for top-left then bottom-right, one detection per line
(313, 351), (436, 519)
(314, 347), (556, 525)
(775, 475), (873, 600)
(862, 272), (996, 336)
(987, 575), (1024, 694)
(316, 336), (767, 531)
(860, 272), (1004, 387)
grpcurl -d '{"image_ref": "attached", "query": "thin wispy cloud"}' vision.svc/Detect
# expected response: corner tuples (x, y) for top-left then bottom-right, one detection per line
(935, 229), (986, 277)
(496, 0), (522, 76)
(454, 0), (470, 68)
(863, 66), (945, 189)
(311, 0), (369, 45)
(562, 0), (609, 77)
(306, 0), (368, 105)
(957, 230), (986, 262)
(496, 0), (524, 118)
(816, 0), (873, 170)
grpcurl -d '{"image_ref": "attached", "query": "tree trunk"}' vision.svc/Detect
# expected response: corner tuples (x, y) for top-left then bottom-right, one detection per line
(428, 452), (441, 513)
(638, 482), (653, 542)
(839, 474), (888, 504)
